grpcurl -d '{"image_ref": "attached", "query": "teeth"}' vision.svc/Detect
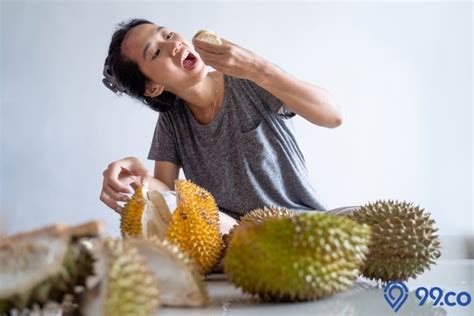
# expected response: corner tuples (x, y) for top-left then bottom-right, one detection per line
(182, 50), (190, 62)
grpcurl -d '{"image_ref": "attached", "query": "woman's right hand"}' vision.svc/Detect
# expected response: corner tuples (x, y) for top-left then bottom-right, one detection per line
(100, 157), (152, 214)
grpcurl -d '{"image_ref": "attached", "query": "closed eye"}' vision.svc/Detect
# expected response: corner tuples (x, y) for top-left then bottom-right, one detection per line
(152, 32), (175, 60)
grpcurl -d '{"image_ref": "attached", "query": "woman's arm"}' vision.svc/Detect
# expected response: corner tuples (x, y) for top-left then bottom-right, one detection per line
(151, 161), (180, 191)
(193, 37), (343, 128)
(252, 61), (343, 128)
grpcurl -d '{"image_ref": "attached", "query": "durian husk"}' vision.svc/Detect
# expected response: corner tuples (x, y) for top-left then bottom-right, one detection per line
(347, 199), (442, 282)
(224, 212), (371, 302)
(127, 237), (209, 307)
(120, 185), (172, 239)
(0, 221), (100, 312)
(166, 180), (223, 274)
(81, 238), (160, 316)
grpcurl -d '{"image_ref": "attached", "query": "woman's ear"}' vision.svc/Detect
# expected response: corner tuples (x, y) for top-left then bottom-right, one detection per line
(144, 82), (165, 98)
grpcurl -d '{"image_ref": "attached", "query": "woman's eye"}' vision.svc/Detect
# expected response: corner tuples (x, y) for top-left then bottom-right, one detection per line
(153, 48), (160, 59)
(152, 33), (174, 59)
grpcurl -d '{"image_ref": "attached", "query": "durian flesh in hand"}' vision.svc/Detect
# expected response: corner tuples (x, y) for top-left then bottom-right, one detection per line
(348, 199), (441, 282)
(127, 237), (209, 307)
(82, 238), (160, 316)
(193, 29), (222, 45)
(120, 184), (172, 239)
(224, 213), (371, 302)
(166, 180), (223, 274)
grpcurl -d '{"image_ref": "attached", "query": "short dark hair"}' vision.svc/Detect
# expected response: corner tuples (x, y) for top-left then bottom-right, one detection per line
(105, 18), (176, 112)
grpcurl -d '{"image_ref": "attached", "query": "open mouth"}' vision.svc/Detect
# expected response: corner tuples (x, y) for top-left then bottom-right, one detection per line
(181, 50), (198, 70)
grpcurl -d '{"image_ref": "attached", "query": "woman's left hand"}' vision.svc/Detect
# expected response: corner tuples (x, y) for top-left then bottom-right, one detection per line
(192, 36), (266, 82)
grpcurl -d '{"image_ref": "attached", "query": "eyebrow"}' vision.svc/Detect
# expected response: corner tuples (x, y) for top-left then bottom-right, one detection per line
(143, 26), (166, 60)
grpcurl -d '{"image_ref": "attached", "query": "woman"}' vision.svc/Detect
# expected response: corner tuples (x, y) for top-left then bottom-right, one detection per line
(99, 18), (345, 223)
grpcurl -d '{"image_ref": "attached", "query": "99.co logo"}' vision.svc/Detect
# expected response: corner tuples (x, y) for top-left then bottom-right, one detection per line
(415, 286), (471, 307)
(384, 281), (472, 312)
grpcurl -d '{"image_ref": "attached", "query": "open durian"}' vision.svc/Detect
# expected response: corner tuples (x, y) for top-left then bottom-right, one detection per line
(0, 221), (101, 313)
(120, 184), (172, 239)
(127, 237), (209, 307)
(81, 238), (160, 316)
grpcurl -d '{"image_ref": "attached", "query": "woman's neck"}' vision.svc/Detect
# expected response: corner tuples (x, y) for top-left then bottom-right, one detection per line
(181, 72), (223, 124)
(182, 72), (219, 109)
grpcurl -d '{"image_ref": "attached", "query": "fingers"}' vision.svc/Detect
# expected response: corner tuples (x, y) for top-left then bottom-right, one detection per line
(128, 162), (152, 178)
(192, 37), (229, 55)
(104, 182), (131, 203)
(196, 49), (222, 65)
(104, 164), (133, 194)
(100, 173), (132, 213)
(99, 190), (123, 214)
(100, 157), (151, 214)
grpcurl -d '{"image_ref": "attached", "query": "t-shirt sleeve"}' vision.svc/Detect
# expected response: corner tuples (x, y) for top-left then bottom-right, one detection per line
(246, 76), (296, 119)
(147, 112), (181, 166)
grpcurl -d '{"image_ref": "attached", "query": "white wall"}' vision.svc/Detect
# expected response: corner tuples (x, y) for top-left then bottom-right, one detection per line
(1, 2), (472, 249)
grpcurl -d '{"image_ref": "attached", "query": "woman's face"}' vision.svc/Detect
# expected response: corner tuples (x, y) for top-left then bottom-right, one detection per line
(121, 23), (205, 97)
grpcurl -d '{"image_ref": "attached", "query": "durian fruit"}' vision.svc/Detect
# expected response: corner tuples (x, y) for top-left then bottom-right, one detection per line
(166, 180), (223, 274)
(120, 184), (172, 239)
(0, 221), (99, 313)
(225, 207), (295, 254)
(193, 29), (222, 45)
(211, 206), (296, 274)
(127, 237), (209, 307)
(347, 199), (441, 282)
(224, 213), (371, 302)
(240, 206), (296, 224)
(81, 238), (160, 316)
(226, 206), (296, 247)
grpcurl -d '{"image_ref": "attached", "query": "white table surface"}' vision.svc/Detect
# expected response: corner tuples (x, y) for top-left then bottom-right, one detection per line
(158, 259), (474, 316)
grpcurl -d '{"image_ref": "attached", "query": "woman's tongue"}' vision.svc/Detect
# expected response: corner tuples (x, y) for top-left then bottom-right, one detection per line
(183, 54), (196, 70)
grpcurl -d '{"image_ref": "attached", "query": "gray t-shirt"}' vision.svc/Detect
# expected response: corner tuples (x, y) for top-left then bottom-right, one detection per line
(148, 74), (328, 219)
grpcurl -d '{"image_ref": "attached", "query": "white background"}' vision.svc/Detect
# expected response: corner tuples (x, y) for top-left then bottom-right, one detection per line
(1, 1), (472, 256)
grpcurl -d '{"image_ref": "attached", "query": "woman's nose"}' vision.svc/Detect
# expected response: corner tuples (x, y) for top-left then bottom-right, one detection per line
(167, 41), (182, 56)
